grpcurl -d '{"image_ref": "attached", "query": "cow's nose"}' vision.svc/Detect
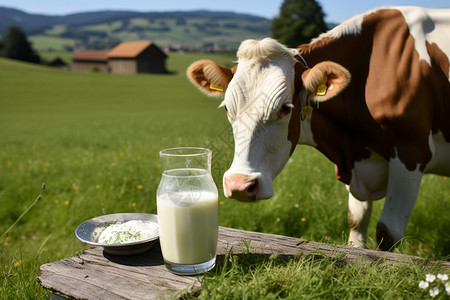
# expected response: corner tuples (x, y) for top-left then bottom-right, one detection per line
(224, 174), (259, 202)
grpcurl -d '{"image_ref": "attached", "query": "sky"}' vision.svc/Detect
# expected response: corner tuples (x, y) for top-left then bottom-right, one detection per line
(0, 0), (449, 23)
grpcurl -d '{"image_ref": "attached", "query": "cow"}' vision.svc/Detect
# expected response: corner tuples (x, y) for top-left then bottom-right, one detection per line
(187, 6), (450, 251)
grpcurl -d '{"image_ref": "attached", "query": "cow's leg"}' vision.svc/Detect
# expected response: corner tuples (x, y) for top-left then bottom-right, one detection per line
(347, 191), (372, 248)
(376, 158), (423, 251)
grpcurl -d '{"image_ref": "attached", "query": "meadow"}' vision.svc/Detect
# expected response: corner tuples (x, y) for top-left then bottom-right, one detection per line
(26, 11), (270, 52)
(0, 54), (449, 299)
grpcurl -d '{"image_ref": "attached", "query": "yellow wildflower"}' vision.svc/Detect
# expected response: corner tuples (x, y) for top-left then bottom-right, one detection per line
(64, 200), (70, 206)
(136, 185), (143, 190)
(301, 217), (307, 222)
(95, 185), (101, 189)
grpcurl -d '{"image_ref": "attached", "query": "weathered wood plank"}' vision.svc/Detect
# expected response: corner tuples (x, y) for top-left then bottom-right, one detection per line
(38, 226), (449, 300)
(216, 227), (450, 265)
(38, 243), (200, 300)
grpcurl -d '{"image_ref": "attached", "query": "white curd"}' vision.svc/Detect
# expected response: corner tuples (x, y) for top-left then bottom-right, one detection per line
(98, 220), (158, 244)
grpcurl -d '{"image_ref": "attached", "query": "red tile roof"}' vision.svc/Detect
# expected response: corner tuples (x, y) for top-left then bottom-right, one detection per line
(108, 41), (153, 58)
(72, 50), (109, 61)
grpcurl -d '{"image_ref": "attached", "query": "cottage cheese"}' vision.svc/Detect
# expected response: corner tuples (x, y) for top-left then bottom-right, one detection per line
(98, 220), (158, 244)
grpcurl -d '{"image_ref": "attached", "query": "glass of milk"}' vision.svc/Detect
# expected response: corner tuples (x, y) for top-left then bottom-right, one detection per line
(157, 147), (218, 275)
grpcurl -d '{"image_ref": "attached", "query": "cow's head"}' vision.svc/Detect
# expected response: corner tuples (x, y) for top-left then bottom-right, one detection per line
(187, 38), (350, 201)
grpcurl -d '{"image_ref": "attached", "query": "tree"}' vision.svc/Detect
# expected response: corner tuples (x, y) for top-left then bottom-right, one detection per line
(1, 26), (40, 63)
(271, 0), (327, 48)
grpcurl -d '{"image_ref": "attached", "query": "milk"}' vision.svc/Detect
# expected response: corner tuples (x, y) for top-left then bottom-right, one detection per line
(157, 191), (218, 265)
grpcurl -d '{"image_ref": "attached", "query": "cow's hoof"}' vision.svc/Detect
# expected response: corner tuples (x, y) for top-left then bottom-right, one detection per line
(376, 222), (396, 251)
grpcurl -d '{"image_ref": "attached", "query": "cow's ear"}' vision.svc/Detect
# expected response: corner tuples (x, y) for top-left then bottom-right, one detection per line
(301, 61), (350, 102)
(187, 60), (237, 97)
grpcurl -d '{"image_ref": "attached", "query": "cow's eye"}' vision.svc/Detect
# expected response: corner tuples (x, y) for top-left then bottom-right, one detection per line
(280, 104), (292, 114)
(276, 103), (294, 120)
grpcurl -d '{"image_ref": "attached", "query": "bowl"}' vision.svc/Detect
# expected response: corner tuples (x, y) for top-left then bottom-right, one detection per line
(75, 213), (159, 255)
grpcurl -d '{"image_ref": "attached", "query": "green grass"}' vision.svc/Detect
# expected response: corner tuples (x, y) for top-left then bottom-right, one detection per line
(0, 56), (449, 299)
(82, 21), (123, 33)
(185, 251), (448, 299)
(29, 35), (76, 52)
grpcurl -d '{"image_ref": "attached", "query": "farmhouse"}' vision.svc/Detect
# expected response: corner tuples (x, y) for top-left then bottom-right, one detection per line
(47, 57), (68, 68)
(71, 41), (167, 74)
(108, 41), (167, 74)
(72, 50), (109, 72)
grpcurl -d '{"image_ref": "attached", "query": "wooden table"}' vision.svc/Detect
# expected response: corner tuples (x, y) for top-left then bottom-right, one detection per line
(38, 226), (448, 299)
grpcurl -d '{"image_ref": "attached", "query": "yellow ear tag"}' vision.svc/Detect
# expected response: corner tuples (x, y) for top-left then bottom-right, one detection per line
(300, 102), (313, 115)
(210, 83), (224, 92)
(316, 82), (327, 96)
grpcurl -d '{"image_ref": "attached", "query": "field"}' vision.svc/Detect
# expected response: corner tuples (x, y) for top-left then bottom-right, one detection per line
(0, 55), (449, 299)
(22, 11), (271, 52)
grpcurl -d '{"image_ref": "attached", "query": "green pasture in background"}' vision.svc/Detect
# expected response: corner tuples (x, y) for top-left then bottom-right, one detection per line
(0, 55), (448, 298)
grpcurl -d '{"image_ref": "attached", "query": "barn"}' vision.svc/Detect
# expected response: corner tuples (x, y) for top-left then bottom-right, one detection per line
(71, 50), (109, 72)
(108, 41), (167, 74)
(71, 41), (167, 74)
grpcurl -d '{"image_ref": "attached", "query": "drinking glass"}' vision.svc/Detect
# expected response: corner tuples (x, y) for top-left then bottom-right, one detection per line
(156, 147), (218, 275)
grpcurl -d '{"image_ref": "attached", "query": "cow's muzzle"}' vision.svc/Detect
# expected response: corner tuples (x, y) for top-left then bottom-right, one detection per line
(223, 174), (259, 202)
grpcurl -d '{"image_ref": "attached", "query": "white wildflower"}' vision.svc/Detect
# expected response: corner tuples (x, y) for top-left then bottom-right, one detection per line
(437, 273), (448, 281)
(426, 274), (437, 283)
(419, 273), (450, 297)
(419, 280), (429, 289)
(429, 287), (439, 298)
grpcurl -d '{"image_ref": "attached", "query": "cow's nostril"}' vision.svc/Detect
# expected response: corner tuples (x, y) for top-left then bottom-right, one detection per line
(224, 174), (260, 201)
(246, 179), (258, 194)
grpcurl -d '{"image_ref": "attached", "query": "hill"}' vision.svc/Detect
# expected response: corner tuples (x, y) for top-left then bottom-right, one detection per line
(0, 7), (271, 51)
